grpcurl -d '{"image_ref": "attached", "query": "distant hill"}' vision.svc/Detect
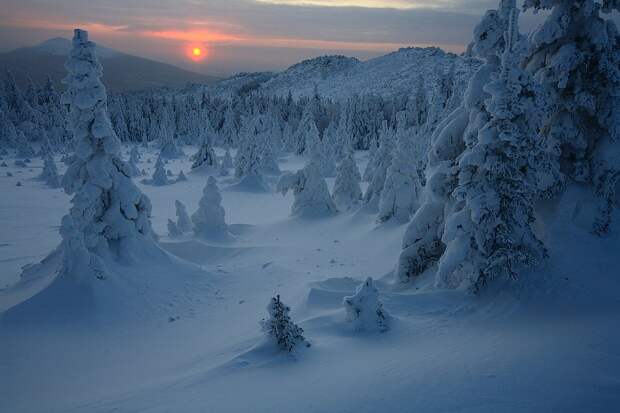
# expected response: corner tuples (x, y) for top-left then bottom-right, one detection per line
(212, 47), (479, 99)
(0, 38), (220, 93)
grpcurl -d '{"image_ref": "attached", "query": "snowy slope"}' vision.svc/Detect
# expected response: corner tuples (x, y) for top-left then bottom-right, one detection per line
(0, 148), (618, 413)
(213, 47), (479, 99)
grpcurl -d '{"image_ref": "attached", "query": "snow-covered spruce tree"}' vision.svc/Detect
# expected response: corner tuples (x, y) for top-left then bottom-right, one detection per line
(406, 75), (430, 131)
(147, 156), (170, 186)
(192, 176), (229, 239)
(436, 4), (553, 290)
(59, 29), (153, 278)
(292, 104), (318, 155)
(261, 295), (309, 352)
(219, 105), (238, 148)
(15, 132), (35, 159)
(159, 132), (183, 160)
(234, 117), (262, 179)
(277, 154), (337, 218)
(38, 154), (61, 188)
(175, 200), (192, 233)
(523, 0), (620, 234)
(343, 277), (390, 333)
(167, 219), (182, 237)
(126, 146), (141, 177)
(395, 1), (513, 285)
(191, 138), (218, 171)
(332, 150), (362, 211)
(378, 115), (421, 223)
(363, 121), (394, 209)
(176, 170), (188, 182)
(221, 149), (234, 169)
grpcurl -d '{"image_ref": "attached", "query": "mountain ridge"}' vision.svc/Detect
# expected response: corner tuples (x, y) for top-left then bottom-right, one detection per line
(0, 38), (220, 93)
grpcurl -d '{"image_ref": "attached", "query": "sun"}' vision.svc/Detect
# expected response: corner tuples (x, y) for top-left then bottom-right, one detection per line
(192, 47), (202, 57)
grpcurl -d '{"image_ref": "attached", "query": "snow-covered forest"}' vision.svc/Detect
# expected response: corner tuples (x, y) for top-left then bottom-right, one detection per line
(1, 1), (619, 412)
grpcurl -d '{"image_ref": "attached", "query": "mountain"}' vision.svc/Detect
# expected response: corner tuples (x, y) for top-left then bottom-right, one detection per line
(212, 47), (479, 99)
(0, 38), (220, 93)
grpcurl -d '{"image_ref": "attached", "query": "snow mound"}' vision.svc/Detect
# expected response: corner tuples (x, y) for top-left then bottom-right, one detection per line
(0, 239), (212, 330)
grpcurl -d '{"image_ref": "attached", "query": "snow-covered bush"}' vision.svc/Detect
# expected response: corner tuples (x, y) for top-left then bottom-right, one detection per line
(277, 156), (337, 218)
(59, 29), (153, 279)
(332, 151), (362, 210)
(192, 176), (229, 239)
(343, 277), (390, 333)
(261, 295), (309, 352)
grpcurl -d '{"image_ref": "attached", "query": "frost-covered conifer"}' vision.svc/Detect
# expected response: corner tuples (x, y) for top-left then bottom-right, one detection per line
(343, 277), (389, 333)
(191, 138), (218, 171)
(332, 151), (362, 210)
(261, 295), (309, 352)
(395, 1), (513, 285)
(59, 29), (153, 278)
(293, 105), (318, 155)
(148, 156), (169, 186)
(167, 219), (182, 237)
(436, 4), (551, 289)
(15, 132), (35, 158)
(192, 176), (229, 239)
(234, 117), (262, 179)
(277, 156), (337, 218)
(176, 170), (188, 182)
(38, 154), (61, 188)
(221, 149), (234, 169)
(159, 132), (183, 159)
(524, 0), (620, 234)
(378, 115), (421, 223)
(175, 200), (192, 233)
(363, 122), (394, 209)
(127, 147), (141, 177)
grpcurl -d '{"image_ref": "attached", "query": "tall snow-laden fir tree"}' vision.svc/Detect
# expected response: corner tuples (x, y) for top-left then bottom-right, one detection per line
(378, 114), (421, 223)
(436, 3), (553, 290)
(191, 136), (218, 171)
(59, 29), (153, 279)
(291, 104), (318, 155)
(192, 176), (229, 239)
(234, 116), (263, 179)
(261, 295), (309, 352)
(148, 156), (170, 186)
(39, 154), (61, 188)
(175, 200), (192, 234)
(363, 121), (394, 209)
(332, 151), (362, 210)
(221, 149), (234, 169)
(395, 0), (514, 285)
(277, 155), (337, 218)
(523, 0), (620, 234)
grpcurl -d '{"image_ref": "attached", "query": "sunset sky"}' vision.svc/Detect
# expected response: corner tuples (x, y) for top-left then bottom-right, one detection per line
(0, 0), (544, 76)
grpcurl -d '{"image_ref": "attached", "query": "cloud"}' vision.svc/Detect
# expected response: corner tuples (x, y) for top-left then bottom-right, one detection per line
(0, 0), (542, 75)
